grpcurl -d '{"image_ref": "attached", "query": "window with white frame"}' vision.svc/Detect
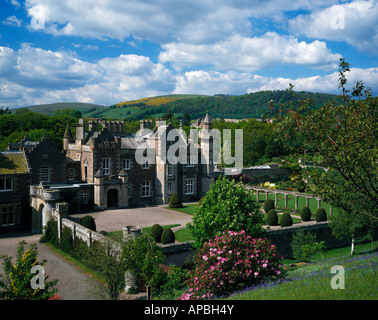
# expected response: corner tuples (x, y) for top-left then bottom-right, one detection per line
(168, 163), (173, 176)
(41, 167), (50, 182)
(142, 180), (150, 197)
(122, 159), (131, 170)
(102, 158), (110, 175)
(80, 192), (88, 204)
(142, 159), (149, 169)
(0, 178), (13, 191)
(167, 182), (172, 192)
(67, 168), (75, 181)
(1, 206), (14, 226)
(184, 179), (194, 194)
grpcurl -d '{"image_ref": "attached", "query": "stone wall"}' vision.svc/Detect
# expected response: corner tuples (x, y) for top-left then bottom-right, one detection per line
(265, 221), (350, 259)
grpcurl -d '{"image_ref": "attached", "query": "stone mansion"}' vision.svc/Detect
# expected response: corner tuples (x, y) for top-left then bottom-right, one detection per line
(0, 113), (217, 233)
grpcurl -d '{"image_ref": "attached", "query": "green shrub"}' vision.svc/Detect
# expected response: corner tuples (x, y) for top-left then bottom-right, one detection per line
(280, 213), (293, 227)
(300, 206), (312, 222)
(263, 199), (275, 213)
(80, 215), (96, 231)
(161, 228), (175, 244)
(150, 224), (163, 242)
(315, 208), (327, 222)
(291, 229), (326, 262)
(169, 192), (183, 208)
(198, 197), (205, 207)
(295, 181), (306, 192)
(266, 209), (278, 226)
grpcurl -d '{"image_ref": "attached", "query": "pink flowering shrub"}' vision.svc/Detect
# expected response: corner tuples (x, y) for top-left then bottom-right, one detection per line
(180, 230), (283, 300)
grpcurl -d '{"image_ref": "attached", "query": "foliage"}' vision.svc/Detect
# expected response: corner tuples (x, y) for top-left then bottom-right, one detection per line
(295, 180), (306, 192)
(291, 229), (325, 262)
(187, 176), (264, 249)
(169, 192), (183, 208)
(161, 228), (176, 244)
(300, 206), (312, 222)
(276, 59), (377, 224)
(263, 199), (275, 213)
(315, 208), (327, 222)
(180, 230), (284, 300)
(0, 241), (58, 300)
(150, 224), (163, 243)
(86, 240), (124, 300)
(121, 234), (165, 296)
(80, 215), (97, 231)
(266, 209), (278, 226)
(157, 265), (189, 300)
(280, 213), (293, 227)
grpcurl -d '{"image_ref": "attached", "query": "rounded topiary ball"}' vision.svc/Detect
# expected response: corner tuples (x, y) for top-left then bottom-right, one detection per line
(300, 206), (312, 222)
(80, 215), (96, 231)
(169, 192), (183, 208)
(263, 199), (275, 213)
(161, 228), (175, 244)
(315, 208), (327, 222)
(266, 209), (278, 226)
(150, 224), (163, 242)
(280, 213), (293, 227)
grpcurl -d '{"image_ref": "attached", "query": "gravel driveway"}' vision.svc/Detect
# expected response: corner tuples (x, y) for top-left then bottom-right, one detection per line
(0, 204), (194, 300)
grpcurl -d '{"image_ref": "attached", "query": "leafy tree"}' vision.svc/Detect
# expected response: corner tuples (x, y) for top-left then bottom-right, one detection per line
(87, 240), (124, 300)
(277, 59), (377, 223)
(121, 234), (165, 299)
(187, 176), (264, 249)
(0, 241), (58, 300)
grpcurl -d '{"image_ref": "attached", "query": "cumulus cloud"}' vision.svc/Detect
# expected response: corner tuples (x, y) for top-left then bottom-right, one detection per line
(174, 67), (378, 96)
(0, 44), (175, 107)
(160, 33), (341, 72)
(289, 0), (378, 54)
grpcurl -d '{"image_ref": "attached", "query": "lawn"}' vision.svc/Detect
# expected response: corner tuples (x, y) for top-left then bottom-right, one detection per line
(164, 204), (197, 215)
(228, 247), (378, 300)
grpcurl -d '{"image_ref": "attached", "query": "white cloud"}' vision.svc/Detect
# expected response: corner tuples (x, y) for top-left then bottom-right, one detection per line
(160, 33), (341, 72)
(2, 15), (23, 27)
(0, 44), (175, 107)
(173, 67), (378, 96)
(289, 0), (378, 54)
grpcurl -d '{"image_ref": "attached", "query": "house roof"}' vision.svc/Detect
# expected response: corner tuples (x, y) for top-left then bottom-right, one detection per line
(0, 152), (29, 175)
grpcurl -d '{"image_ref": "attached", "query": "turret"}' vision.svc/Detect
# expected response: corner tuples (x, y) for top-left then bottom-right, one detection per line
(63, 124), (73, 150)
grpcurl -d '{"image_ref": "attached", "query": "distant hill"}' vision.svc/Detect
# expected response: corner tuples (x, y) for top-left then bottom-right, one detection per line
(104, 91), (342, 120)
(11, 102), (106, 116)
(13, 91), (342, 120)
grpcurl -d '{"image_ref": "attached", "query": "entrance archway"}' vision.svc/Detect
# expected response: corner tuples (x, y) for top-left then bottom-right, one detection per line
(107, 189), (118, 207)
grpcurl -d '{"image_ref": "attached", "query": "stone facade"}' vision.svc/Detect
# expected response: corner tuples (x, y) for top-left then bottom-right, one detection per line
(64, 114), (216, 209)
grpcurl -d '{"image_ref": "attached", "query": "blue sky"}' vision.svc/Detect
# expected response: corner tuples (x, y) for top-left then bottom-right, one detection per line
(0, 0), (377, 108)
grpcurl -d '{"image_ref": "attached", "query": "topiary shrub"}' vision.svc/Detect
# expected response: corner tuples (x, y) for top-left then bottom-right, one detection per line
(161, 228), (175, 244)
(263, 199), (275, 213)
(169, 192), (183, 208)
(300, 206), (312, 222)
(280, 213), (293, 227)
(80, 215), (96, 231)
(315, 208), (327, 222)
(150, 224), (163, 242)
(266, 209), (278, 226)
(295, 181), (306, 193)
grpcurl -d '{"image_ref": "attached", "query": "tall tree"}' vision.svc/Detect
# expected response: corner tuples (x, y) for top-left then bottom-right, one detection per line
(277, 59), (377, 223)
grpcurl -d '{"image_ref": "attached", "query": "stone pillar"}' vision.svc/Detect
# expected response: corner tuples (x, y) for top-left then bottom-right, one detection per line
(306, 197), (310, 207)
(275, 193), (278, 206)
(123, 226), (143, 292)
(55, 202), (69, 240)
(284, 194), (288, 208)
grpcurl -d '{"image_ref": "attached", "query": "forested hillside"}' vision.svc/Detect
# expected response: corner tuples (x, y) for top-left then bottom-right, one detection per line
(109, 90), (342, 120)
